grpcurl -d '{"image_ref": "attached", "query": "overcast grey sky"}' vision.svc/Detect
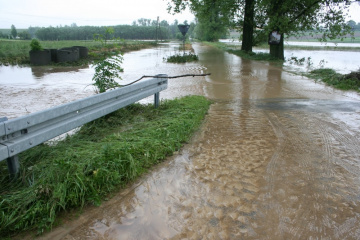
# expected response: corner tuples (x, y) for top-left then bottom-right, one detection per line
(0, 0), (195, 29)
(1, 0), (360, 29)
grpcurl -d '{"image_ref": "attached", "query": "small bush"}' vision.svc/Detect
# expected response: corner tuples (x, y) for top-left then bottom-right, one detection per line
(30, 39), (43, 51)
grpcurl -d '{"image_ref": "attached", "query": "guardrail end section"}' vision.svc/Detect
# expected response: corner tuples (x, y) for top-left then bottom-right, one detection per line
(0, 117), (7, 137)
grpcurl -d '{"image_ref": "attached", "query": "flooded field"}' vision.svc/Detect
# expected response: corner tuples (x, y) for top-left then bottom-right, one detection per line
(0, 42), (205, 119)
(3, 42), (360, 239)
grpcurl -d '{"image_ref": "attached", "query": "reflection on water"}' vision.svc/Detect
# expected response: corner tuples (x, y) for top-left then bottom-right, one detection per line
(30, 65), (90, 79)
(219, 39), (360, 74)
(11, 42), (360, 240)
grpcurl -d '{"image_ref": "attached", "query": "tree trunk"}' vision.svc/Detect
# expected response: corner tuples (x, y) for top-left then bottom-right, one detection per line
(269, 33), (284, 60)
(241, 0), (254, 52)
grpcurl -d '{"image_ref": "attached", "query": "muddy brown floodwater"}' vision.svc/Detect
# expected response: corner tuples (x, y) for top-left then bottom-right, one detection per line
(15, 43), (360, 239)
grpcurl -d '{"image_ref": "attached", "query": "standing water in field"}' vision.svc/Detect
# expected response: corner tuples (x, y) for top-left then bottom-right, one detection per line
(4, 42), (360, 239)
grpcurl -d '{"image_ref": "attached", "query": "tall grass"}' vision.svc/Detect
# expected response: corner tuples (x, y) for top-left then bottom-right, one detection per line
(0, 96), (211, 237)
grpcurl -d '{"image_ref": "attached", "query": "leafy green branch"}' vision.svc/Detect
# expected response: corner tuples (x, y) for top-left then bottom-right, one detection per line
(92, 27), (124, 93)
(92, 56), (124, 93)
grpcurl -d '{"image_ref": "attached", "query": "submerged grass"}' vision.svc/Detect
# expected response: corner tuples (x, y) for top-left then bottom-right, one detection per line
(207, 41), (360, 92)
(165, 52), (199, 63)
(0, 95), (211, 237)
(307, 68), (360, 91)
(206, 42), (282, 62)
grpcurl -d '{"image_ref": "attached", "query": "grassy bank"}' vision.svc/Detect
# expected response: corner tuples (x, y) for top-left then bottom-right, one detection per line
(0, 39), (158, 66)
(0, 95), (211, 238)
(307, 68), (360, 92)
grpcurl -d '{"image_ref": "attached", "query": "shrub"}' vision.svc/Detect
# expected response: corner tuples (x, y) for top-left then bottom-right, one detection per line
(30, 39), (43, 51)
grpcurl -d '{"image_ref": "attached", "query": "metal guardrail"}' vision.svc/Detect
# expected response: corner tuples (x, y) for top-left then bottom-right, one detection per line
(0, 75), (168, 175)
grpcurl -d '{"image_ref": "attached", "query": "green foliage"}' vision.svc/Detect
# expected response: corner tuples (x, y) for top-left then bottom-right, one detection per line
(0, 96), (211, 237)
(165, 52), (199, 63)
(169, 0), (234, 42)
(92, 56), (124, 93)
(18, 31), (31, 40)
(29, 39), (43, 51)
(92, 27), (125, 93)
(308, 68), (360, 91)
(93, 27), (116, 46)
(288, 56), (313, 68)
(34, 24), (171, 41)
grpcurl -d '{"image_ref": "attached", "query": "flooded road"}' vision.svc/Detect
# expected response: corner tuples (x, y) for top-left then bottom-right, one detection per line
(9, 43), (360, 239)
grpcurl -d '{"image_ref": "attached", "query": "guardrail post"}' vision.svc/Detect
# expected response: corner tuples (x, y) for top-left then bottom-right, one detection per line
(1, 117), (20, 178)
(154, 74), (167, 108)
(154, 92), (160, 108)
(7, 155), (20, 178)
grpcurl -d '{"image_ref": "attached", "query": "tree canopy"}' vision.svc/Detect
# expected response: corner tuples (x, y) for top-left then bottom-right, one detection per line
(169, 0), (238, 41)
(168, 0), (357, 59)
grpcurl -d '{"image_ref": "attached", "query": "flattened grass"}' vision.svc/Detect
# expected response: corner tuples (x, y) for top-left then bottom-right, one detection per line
(308, 68), (360, 91)
(0, 95), (211, 237)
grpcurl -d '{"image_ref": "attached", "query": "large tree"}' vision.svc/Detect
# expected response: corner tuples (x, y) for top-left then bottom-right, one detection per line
(241, 0), (255, 51)
(259, 0), (354, 59)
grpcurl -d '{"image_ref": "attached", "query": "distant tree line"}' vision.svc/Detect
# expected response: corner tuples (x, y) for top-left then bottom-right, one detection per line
(0, 19), (196, 41)
(34, 25), (171, 41)
(347, 20), (360, 31)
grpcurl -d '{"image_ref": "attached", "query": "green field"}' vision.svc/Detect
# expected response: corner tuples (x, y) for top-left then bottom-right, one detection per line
(0, 39), (157, 65)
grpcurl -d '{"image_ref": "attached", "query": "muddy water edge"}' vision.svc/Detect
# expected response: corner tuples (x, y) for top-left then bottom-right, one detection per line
(19, 43), (360, 239)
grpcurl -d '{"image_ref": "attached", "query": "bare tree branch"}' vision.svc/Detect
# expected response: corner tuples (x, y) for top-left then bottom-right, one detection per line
(120, 73), (211, 87)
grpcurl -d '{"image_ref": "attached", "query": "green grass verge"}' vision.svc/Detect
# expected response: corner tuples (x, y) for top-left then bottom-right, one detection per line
(0, 95), (211, 237)
(307, 68), (360, 91)
(0, 40), (158, 66)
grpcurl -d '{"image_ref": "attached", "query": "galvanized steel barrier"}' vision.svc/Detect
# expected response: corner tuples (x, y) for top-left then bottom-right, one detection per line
(0, 75), (168, 175)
